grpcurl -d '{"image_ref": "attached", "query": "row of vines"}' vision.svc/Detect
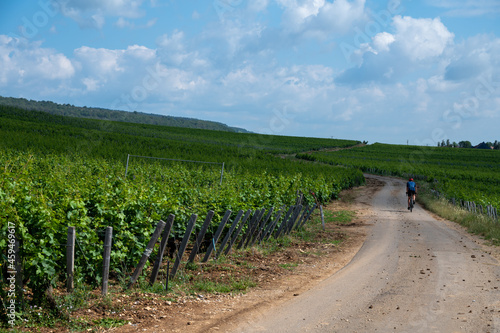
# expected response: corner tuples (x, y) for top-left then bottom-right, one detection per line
(297, 143), (500, 210)
(0, 107), (364, 312)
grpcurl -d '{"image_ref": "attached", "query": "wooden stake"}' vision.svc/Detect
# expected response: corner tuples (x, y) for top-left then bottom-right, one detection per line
(127, 220), (166, 289)
(217, 210), (244, 258)
(150, 215), (175, 285)
(66, 226), (75, 292)
(202, 210), (232, 262)
(101, 227), (113, 296)
(188, 211), (214, 263)
(170, 214), (197, 279)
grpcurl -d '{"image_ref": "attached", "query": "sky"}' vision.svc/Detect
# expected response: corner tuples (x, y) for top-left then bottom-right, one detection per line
(0, 0), (499, 145)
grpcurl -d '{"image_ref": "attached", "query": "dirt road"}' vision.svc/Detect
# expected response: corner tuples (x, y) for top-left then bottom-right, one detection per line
(224, 175), (500, 333)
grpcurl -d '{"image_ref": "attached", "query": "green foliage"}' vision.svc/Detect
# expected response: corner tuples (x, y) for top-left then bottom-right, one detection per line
(0, 105), (363, 316)
(297, 143), (500, 210)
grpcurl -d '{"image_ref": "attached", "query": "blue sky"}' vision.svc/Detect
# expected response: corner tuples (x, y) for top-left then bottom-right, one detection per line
(1, 0), (499, 145)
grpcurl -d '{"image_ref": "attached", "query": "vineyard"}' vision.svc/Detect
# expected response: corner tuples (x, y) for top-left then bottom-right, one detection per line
(297, 143), (500, 210)
(0, 106), (364, 321)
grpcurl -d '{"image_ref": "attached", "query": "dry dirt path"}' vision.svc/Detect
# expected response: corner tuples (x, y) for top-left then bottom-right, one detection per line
(224, 175), (500, 333)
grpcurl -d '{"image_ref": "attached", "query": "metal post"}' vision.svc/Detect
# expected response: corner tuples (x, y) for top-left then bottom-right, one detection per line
(125, 154), (130, 178)
(220, 162), (225, 185)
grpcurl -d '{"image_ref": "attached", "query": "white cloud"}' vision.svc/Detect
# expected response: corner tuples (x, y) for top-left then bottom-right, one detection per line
(444, 35), (500, 81)
(82, 77), (100, 91)
(74, 46), (125, 75)
(372, 32), (395, 52)
(336, 15), (455, 85)
(277, 0), (367, 37)
(156, 30), (190, 66)
(392, 16), (454, 61)
(53, 0), (147, 29)
(0, 35), (75, 87)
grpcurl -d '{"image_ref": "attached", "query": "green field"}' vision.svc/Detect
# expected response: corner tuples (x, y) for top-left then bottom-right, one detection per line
(297, 143), (500, 209)
(0, 106), (364, 303)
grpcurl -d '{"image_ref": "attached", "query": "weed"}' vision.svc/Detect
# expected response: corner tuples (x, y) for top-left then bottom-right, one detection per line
(419, 187), (500, 245)
(193, 278), (256, 294)
(279, 263), (298, 270)
(69, 317), (128, 331)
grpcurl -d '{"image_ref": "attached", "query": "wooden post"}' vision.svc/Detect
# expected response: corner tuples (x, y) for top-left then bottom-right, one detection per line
(217, 210), (244, 258)
(263, 207), (285, 241)
(150, 215), (175, 285)
(14, 239), (23, 308)
(237, 210), (260, 250)
(202, 210), (232, 262)
(187, 211), (214, 263)
(101, 227), (113, 296)
(170, 214), (197, 279)
(299, 203), (317, 228)
(224, 209), (252, 255)
(286, 205), (303, 234)
(293, 205), (307, 231)
(127, 220), (166, 289)
(254, 207), (274, 245)
(294, 205), (309, 230)
(251, 208), (273, 247)
(244, 209), (266, 248)
(66, 226), (75, 292)
(275, 206), (294, 238)
(165, 261), (170, 292)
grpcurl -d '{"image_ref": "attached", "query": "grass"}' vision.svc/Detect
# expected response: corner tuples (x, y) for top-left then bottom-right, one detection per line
(279, 263), (298, 270)
(311, 209), (355, 226)
(192, 278), (257, 294)
(419, 186), (500, 245)
(69, 317), (128, 332)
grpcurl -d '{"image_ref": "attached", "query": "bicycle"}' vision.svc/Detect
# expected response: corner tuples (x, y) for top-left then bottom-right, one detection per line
(406, 192), (415, 212)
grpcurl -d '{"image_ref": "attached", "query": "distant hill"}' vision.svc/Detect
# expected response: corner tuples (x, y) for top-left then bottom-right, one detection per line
(0, 96), (250, 133)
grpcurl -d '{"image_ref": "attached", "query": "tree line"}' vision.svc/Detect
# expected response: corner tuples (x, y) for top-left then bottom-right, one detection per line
(0, 95), (250, 133)
(437, 139), (499, 149)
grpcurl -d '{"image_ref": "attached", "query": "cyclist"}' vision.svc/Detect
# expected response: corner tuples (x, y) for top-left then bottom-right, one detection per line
(406, 177), (417, 210)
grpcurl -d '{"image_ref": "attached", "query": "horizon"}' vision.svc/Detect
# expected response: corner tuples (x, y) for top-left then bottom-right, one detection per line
(1, 94), (499, 147)
(0, 1), (499, 146)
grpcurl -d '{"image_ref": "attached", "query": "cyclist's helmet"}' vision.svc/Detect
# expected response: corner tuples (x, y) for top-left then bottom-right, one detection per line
(409, 178), (413, 181)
